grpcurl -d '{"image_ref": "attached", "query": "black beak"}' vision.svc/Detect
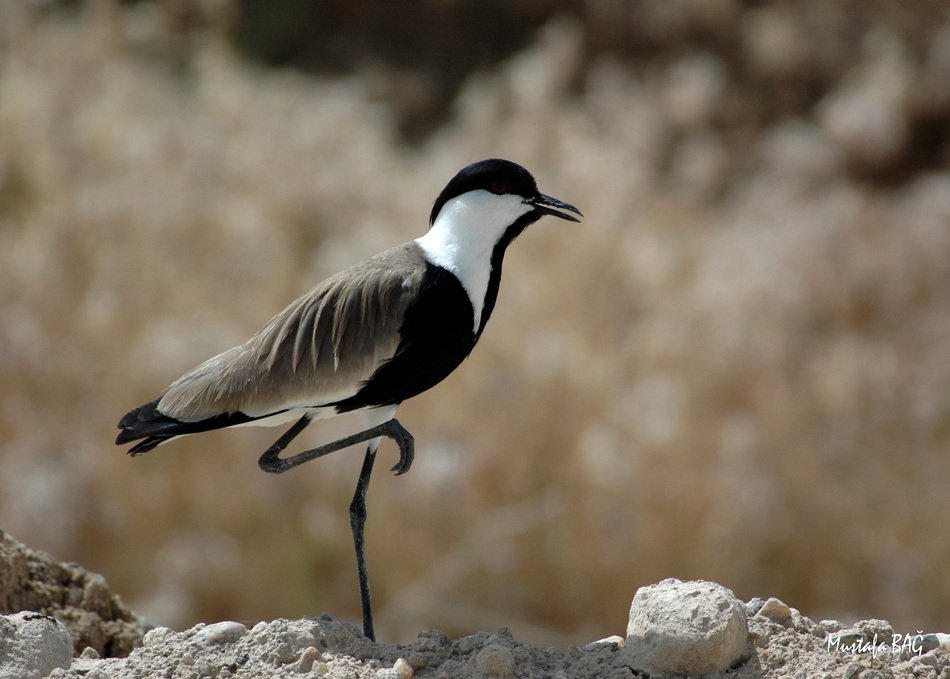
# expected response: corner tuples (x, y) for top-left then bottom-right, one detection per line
(531, 193), (583, 222)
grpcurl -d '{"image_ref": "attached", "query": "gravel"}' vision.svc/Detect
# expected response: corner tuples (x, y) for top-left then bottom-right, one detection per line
(2, 531), (948, 678)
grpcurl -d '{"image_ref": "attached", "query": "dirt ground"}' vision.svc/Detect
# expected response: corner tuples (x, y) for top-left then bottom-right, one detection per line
(3, 531), (948, 679)
(1, 0), (949, 658)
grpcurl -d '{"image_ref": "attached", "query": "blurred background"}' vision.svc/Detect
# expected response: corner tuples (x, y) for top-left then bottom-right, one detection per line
(1, 0), (948, 645)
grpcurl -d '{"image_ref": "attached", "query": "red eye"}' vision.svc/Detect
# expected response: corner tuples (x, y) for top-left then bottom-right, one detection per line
(489, 179), (509, 195)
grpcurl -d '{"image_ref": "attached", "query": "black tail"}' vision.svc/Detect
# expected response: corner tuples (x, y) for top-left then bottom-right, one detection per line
(116, 398), (257, 456)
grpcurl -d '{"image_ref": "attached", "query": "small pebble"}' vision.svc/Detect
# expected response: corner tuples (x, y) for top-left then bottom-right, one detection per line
(585, 635), (624, 649)
(456, 632), (485, 654)
(475, 643), (516, 677)
(416, 629), (448, 650)
(393, 657), (414, 679)
(195, 621), (247, 644)
(80, 646), (101, 659)
(405, 651), (427, 669)
(376, 664), (413, 679)
(917, 634), (942, 654)
(295, 646), (322, 674)
(755, 597), (792, 626)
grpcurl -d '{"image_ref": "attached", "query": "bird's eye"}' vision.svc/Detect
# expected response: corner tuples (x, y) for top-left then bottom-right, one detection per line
(489, 179), (509, 195)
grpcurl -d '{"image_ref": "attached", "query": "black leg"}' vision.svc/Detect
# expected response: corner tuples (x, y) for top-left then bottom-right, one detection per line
(258, 417), (414, 475)
(349, 445), (377, 641)
(256, 414), (312, 469)
(256, 415), (416, 642)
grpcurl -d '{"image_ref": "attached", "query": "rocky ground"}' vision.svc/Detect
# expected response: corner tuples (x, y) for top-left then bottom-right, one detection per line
(2, 531), (948, 679)
(2, 0), (950, 643)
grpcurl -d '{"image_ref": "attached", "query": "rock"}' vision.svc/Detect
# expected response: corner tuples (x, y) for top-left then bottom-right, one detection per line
(455, 632), (486, 654)
(585, 635), (624, 648)
(415, 628), (449, 652)
(0, 611), (73, 679)
(624, 578), (751, 675)
(294, 646), (321, 673)
(0, 530), (148, 657)
(194, 621), (247, 644)
(474, 643), (516, 677)
(755, 597), (793, 626)
(392, 657), (414, 678)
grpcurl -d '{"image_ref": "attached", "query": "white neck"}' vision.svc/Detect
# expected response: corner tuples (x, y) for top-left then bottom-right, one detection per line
(415, 190), (532, 333)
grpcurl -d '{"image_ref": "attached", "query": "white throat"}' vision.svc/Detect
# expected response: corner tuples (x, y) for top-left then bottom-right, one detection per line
(415, 190), (532, 333)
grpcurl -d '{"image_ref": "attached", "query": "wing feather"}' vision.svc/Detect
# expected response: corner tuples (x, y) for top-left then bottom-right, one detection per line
(157, 244), (426, 422)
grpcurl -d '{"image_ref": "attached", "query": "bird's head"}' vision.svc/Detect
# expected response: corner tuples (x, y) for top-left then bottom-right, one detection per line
(428, 159), (582, 242)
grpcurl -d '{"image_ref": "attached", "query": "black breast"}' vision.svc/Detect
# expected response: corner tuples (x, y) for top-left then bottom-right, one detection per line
(335, 261), (478, 411)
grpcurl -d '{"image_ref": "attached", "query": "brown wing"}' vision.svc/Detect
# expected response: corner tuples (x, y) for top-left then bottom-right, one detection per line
(157, 244), (427, 422)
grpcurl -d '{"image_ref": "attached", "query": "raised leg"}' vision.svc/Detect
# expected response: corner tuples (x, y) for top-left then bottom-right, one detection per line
(256, 414), (312, 469)
(258, 417), (414, 475)
(350, 445), (377, 641)
(257, 415), (416, 642)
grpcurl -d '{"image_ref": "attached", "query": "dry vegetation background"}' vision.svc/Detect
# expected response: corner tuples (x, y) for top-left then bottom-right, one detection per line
(1, 0), (949, 646)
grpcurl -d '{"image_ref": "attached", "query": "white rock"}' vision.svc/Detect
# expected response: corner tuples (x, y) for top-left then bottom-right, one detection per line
(194, 620), (247, 644)
(0, 612), (73, 679)
(585, 635), (624, 648)
(624, 578), (751, 675)
(376, 658), (414, 679)
(392, 657), (414, 678)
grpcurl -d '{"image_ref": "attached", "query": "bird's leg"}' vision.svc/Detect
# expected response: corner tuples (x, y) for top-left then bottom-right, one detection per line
(350, 445), (377, 641)
(256, 415), (312, 471)
(258, 417), (414, 475)
(258, 416), (415, 642)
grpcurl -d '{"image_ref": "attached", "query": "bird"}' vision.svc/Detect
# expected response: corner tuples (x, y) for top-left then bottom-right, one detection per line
(115, 158), (582, 641)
